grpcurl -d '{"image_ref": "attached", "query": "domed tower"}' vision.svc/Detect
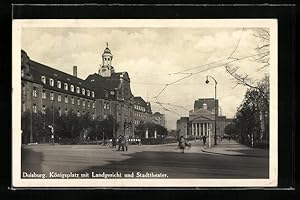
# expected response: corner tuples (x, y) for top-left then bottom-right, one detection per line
(98, 42), (115, 77)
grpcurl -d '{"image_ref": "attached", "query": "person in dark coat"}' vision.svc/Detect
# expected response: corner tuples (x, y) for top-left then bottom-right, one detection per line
(178, 136), (186, 153)
(112, 137), (117, 148)
(202, 135), (207, 145)
(117, 135), (123, 151)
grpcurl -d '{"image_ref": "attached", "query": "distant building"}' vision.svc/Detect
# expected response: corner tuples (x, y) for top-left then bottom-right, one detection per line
(176, 117), (189, 137)
(194, 98), (219, 116)
(152, 112), (166, 127)
(176, 98), (226, 139)
(133, 96), (152, 128)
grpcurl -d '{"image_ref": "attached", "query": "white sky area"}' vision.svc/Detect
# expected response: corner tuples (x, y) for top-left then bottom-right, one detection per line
(22, 27), (269, 130)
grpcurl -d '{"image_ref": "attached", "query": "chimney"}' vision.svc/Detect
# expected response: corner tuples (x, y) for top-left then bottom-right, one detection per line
(73, 66), (77, 77)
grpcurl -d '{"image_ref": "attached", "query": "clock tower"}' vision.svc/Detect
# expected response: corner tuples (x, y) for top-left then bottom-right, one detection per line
(98, 43), (115, 77)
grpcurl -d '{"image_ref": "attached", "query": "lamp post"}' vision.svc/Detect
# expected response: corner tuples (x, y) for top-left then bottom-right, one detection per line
(205, 75), (218, 145)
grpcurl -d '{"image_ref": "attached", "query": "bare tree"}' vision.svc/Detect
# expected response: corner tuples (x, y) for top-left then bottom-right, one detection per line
(225, 28), (270, 92)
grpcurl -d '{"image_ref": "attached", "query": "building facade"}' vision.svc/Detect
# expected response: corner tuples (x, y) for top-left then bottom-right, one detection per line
(21, 45), (158, 142)
(176, 98), (226, 139)
(152, 112), (166, 127)
(21, 50), (96, 120)
(176, 117), (189, 137)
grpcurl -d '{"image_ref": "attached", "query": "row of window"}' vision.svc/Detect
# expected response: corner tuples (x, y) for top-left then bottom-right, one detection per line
(40, 104), (96, 119)
(134, 105), (146, 112)
(41, 76), (95, 98)
(134, 112), (149, 118)
(33, 88), (95, 108)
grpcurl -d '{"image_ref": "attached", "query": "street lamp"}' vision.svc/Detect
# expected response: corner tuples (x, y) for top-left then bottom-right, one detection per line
(205, 75), (218, 145)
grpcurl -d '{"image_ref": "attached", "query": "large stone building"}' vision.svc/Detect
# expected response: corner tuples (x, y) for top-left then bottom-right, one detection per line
(152, 112), (166, 127)
(176, 98), (227, 139)
(176, 117), (189, 137)
(21, 45), (162, 141)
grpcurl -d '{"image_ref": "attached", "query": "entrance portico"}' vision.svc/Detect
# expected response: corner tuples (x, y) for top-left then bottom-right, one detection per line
(191, 122), (211, 136)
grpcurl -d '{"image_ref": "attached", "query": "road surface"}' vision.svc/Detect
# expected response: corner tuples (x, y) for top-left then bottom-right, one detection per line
(21, 141), (268, 179)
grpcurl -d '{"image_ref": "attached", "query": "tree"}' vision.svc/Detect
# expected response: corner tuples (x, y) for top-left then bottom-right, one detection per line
(135, 122), (168, 138)
(233, 75), (269, 147)
(225, 28), (270, 92)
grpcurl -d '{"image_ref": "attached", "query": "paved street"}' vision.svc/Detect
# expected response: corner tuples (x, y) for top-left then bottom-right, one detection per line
(21, 140), (269, 179)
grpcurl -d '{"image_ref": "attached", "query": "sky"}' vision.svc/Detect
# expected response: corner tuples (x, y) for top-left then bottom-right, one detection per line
(22, 26), (269, 130)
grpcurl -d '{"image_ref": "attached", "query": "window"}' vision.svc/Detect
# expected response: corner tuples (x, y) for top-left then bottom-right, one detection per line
(32, 87), (37, 97)
(65, 95), (68, 104)
(58, 107), (62, 116)
(92, 113), (96, 120)
(57, 81), (61, 88)
(82, 88), (85, 95)
(58, 94), (61, 102)
(42, 90), (46, 99)
(87, 90), (90, 96)
(77, 99), (80, 106)
(76, 87), (80, 94)
(41, 76), (46, 84)
(91, 91), (95, 98)
(42, 105), (46, 114)
(71, 97), (74, 105)
(22, 103), (26, 112)
(21, 69), (24, 77)
(32, 104), (37, 113)
(50, 92), (54, 101)
(92, 102), (95, 108)
(65, 108), (68, 115)
(70, 85), (74, 92)
(50, 78), (54, 87)
(104, 103), (107, 110)
(83, 100), (86, 107)
(107, 103), (110, 110)
(77, 110), (80, 117)
(87, 101), (90, 108)
(64, 83), (68, 90)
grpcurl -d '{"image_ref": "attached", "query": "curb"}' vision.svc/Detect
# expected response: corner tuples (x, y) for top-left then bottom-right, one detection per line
(200, 148), (268, 158)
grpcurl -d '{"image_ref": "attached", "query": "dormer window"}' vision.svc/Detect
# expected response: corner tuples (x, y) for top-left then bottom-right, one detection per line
(76, 87), (80, 94)
(82, 88), (85, 95)
(41, 76), (46, 84)
(50, 78), (54, 87)
(70, 85), (74, 92)
(64, 83), (68, 90)
(57, 81), (61, 88)
(87, 90), (90, 96)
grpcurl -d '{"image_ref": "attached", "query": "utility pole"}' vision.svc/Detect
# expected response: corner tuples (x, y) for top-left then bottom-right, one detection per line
(205, 75), (218, 145)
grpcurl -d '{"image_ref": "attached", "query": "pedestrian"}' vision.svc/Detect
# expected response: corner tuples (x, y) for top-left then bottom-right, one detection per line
(178, 136), (186, 153)
(202, 135), (207, 145)
(112, 137), (117, 148)
(117, 135), (123, 151)
(124, 136), (129, 151)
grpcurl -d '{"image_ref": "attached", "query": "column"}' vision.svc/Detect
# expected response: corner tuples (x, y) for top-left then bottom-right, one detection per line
(201, 123), (203, 136)
(145, 128), (148, 138)
(195, 123), (198, 137)
(206, 123), (208, 136)
(192, 123), (194, 136)
(154, 129), (157, 139)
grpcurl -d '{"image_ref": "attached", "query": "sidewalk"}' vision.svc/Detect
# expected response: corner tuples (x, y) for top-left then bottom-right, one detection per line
(200, 140), (269, 158)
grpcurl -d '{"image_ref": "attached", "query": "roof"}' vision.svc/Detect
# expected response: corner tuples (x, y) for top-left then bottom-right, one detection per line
(27, 59), (95, 100)
(153, 112), (165, 117)
(85, 73), (121, 100)
(133, 96), (152, 113)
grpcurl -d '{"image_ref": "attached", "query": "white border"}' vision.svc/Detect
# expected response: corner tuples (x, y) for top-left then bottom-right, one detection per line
(12, 19), (278, 188)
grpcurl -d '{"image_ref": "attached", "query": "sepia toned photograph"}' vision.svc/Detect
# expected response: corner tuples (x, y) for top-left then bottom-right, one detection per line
(12, 19), (278, 187)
